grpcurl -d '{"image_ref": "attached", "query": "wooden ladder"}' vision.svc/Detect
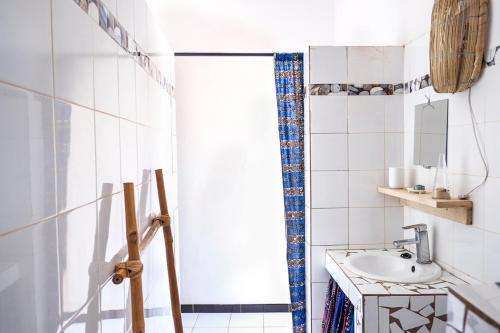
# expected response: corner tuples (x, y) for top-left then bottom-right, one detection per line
(112, 169), (183, 333)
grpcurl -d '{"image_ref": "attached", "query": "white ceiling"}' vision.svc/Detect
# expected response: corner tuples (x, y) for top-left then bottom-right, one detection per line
(146, 0), (434, 52)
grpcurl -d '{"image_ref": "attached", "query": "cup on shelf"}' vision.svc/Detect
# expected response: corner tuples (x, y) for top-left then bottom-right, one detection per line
(388, 167), (405, 189)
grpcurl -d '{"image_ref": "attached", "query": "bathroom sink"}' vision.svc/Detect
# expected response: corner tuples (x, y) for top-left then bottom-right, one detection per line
(344, 251), (442, 283)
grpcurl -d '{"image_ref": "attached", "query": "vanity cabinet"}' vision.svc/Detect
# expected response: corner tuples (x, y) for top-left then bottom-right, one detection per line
(325, 249), (468, 333)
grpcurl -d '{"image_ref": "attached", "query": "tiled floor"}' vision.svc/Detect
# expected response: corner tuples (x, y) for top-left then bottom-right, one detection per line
(182, 312), (293, 333)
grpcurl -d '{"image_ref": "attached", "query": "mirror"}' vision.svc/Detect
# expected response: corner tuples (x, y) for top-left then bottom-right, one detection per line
(413, 99), (449, 168)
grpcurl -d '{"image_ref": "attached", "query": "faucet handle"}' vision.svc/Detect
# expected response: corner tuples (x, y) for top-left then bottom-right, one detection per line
(402, 223), (427, 231)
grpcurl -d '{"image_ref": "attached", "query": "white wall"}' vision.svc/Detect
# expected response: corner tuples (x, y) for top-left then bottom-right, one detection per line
(0, 0), (177, 332)
(146, 0), (436, 52)
(305, 46), (405, 332)
(403, 3), (500, 284)
(175, 56), (290, 304)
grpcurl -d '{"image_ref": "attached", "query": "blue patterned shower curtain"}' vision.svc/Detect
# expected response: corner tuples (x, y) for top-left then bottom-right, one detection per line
(274, 53), (306, 333)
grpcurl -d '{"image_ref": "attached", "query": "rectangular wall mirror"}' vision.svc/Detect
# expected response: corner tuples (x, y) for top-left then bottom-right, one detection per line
(413, 99), (449, 168)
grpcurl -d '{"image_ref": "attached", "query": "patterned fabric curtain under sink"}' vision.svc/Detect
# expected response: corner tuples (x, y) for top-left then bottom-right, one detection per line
(322, 278), (355, 333)
(274, 53), (306, 333)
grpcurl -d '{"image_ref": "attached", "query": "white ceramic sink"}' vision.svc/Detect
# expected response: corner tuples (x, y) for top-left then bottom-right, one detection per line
(344, 251), (442, 284)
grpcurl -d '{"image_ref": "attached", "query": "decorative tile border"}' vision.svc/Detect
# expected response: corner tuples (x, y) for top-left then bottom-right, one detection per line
(309, 83), (404, 96)
(348, 84), (399, 96)
(309, 84), (348, 96)
(72, 0), (174, 97)
(181, 304), (291, 313)
(404, 74), (432, 94)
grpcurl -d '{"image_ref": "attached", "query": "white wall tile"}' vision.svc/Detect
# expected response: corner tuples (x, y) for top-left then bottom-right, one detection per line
(58, 203), (99, 327)
(383, 47), (404, 83)
(404, 34), (430, 80)
(118, 49), (137, 121)
(146, 236), (172, 311)
(348, 133), (385, 170)
(0, 218), (60, 332)
(55, 101), (97, 212)
(310, 96), (347, 134)
(349, 208), (385, 245)
(116, 0), (135, 37)
(0, 0), (53, 95)
(120, 119), (138, 184)
(137, 125), (153, 183)
(348, 96), (385, 133)
(93, 25), (119, 116)
(385, 207), (404, 244)
(53, 0), (94, 108)
(136, 180), (152, 233)
(484, 178), (500, 234)
(447, 124), (485, 176)
(309, 46), (347, 84)
(311, 171), (348, 208)
(311, 245), (346, 283)
(453, 224), (484, 281)
(385, 95), (404, 132)
(64, 292), (100, 332)
(134, 0), (148, 50)
(305, 204), (311, 242)
(347, 47), (384, 84)
(484, 231), (500, 283)
(100, 280), (125, 333)
(484, 64), (500, 123)
(0, 84), (56, 234)
(304, 134), (310, 171)
(305, 169), (311, 208)
(485, 122), (500, 178)
(135, 65), (149, 125)
(385, 133), (404, 168)
(311, 134), (347, 170)
(311, 208), (348, 245)
(311, 282), (328, 319)
(349, 171), (385, 207)
(449, 174), (485, 229)
(429, 220), (454, 265)
(95, 113), (121, 198)
(312, 320), (322, 333)
(97, 193), (124, 283)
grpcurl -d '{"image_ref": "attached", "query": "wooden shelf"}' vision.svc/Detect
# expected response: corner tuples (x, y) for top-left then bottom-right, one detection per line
(378, 187), (473, 225)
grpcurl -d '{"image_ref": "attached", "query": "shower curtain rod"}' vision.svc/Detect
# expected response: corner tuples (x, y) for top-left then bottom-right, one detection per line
(175, 52), (274, 57)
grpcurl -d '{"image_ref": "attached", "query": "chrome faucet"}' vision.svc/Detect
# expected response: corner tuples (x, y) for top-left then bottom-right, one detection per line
(393, 224), (432, 264)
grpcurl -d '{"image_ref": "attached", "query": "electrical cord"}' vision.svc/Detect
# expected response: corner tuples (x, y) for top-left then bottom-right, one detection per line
(462, 87), (489, 198)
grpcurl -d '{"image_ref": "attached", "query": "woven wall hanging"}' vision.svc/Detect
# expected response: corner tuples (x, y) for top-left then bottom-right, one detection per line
(430, 0), (489, 93)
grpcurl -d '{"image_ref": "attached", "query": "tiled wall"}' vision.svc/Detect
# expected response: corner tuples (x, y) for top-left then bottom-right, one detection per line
(404, 32), (500, 285)
(0, 0), (177, 332)
(304, 46), (405, 332)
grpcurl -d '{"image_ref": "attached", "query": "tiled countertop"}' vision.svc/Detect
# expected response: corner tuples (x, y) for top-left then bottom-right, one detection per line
(449, 284), (500, 329)
(325, 248), (468, 307)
